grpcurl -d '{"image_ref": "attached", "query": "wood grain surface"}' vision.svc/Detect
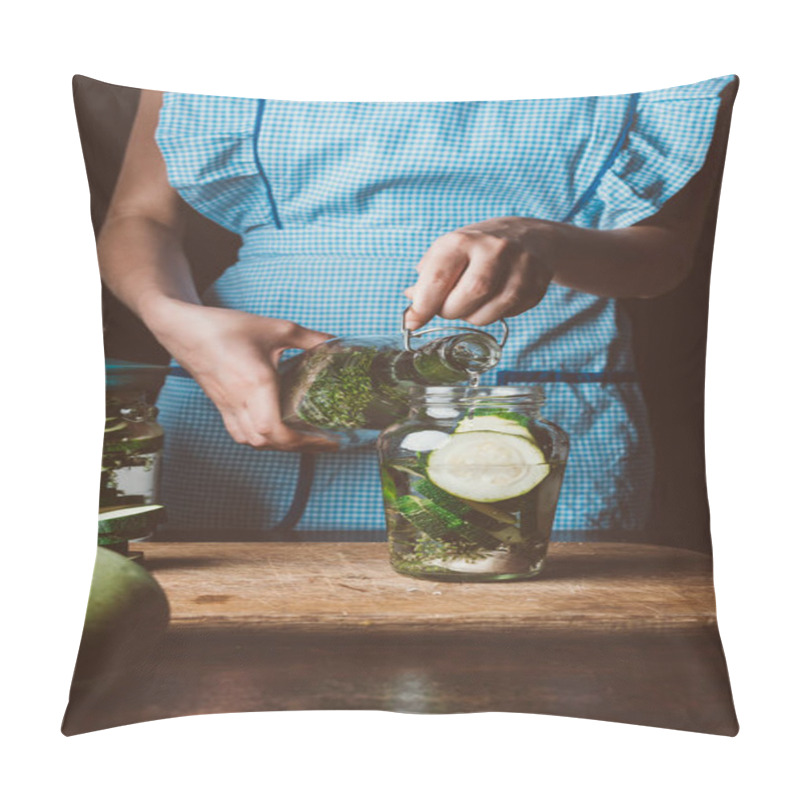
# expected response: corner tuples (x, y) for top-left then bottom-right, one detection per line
(141, 542), (718, 634)
(62, 542), (738, 737)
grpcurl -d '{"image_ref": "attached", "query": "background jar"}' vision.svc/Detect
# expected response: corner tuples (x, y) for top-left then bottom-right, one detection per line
(101, 360), (167, 539)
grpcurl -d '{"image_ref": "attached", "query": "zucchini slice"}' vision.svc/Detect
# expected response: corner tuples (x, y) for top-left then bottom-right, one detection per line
(97, 504), (166, 536)
(394, 495), (494, 546)
(414, 478), (473, 518)
(427, 431), (550, 503)
(400, 429), (451, 452)
(415, 479), (523, 543)
(454, 409), (533, 440)
(394, 495), (465, 540)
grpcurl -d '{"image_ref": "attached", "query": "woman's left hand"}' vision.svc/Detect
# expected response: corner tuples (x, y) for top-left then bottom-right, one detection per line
(403, 217), (555, 330)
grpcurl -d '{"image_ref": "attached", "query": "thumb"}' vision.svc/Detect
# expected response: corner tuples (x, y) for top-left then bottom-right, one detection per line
(280, 322), (335, 351)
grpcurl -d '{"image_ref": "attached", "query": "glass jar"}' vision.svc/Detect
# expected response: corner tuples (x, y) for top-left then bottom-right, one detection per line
(101, 361), (167, 543)
(378, 386), (569, 581)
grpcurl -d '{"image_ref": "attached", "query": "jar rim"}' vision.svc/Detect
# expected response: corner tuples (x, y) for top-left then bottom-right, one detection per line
(409, 385), (545, 405)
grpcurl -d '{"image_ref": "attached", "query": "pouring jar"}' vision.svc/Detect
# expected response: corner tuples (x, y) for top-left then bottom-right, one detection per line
(278, 314), (509, 447)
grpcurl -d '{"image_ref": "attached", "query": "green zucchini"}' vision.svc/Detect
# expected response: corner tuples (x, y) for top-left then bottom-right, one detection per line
(414, 478), (473, 518)
(454, 408), (533, 440)
(427, 431), (550, 502)
(414, 478), (523, 543)
(394, 495), (494, 546)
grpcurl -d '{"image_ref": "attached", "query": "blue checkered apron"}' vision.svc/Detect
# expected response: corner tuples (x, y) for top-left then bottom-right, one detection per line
(154, 76), (734, 540)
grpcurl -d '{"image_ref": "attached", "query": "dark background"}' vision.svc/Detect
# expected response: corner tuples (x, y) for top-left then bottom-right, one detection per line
(74, 76), (730, 554)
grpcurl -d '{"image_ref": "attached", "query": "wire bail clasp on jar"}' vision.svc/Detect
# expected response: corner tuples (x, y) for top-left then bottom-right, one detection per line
(400, 306), (510, 353)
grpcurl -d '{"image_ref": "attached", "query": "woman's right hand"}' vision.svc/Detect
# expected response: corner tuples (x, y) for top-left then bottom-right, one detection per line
(144, 299), (337, 451)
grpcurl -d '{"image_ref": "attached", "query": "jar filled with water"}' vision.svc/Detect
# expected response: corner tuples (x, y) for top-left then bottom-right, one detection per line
(378, 386), (569, 581)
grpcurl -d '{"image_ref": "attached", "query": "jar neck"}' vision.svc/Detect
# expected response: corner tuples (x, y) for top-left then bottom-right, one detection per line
(428, 332), (501, 372)
(408, 386), (545, 418)
(398, 331), (502, 384)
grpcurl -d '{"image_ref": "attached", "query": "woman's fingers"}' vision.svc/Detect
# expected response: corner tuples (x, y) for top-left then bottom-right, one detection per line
(223, 399), (336, 452)
(220, 411), (249, 447)
(273, 320), (334, 351)
(438, 245), (510, 320)
(206, 358), (336, 452)
(408, 228), (554, 328)
(164, 307), (339, 452)
(406, 235), (470, 329)
(463, 262), (550, 326)
(244, 418), (336, 452)
(240, 380), (337, 452)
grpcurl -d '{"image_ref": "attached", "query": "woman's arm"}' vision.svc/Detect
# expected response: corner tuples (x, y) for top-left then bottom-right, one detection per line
(405, 82), (736, 329)
(98, 91), (334, 451)
(98, 91), (200, 322)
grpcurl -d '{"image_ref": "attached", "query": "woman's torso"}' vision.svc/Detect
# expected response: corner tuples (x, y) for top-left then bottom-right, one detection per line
(153, 78), (732, 537)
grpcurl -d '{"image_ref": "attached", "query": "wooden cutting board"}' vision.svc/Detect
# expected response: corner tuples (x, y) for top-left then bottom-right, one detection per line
(64, 541), (737, 736)
(140, 541), (717, 634)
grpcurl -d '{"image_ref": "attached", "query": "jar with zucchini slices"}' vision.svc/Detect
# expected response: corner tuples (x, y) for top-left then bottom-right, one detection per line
(378, 386), (568, 581)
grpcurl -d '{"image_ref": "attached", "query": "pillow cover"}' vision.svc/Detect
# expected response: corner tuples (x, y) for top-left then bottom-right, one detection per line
(63, 74), (739, 736)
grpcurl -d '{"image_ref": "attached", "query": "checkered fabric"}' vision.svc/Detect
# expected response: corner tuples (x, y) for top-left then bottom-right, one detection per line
(154, 75), (734, 539)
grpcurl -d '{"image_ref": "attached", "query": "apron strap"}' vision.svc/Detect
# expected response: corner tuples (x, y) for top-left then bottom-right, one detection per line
(271, 452), (316, 535)
(497, 370), (638, 384)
